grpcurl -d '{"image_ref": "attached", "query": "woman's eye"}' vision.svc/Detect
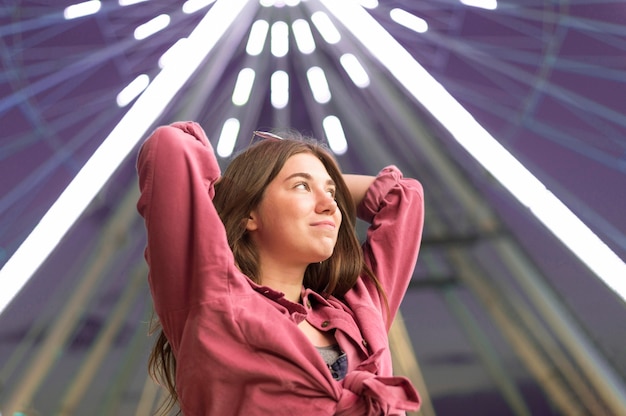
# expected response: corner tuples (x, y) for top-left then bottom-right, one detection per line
(295, 182), (309, 190)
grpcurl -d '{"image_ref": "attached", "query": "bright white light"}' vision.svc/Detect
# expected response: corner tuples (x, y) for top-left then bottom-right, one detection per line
(232, 68), (256, 106)
(292, 19), (316, 54)
(358, 0), (378, 9)
(271, 21), (289, 57)
(134, 14), (171, 40)
(246, 20), (270, 56)
(261, 0), (283, 6)
(306, 66), (331, 104)
(390, 8), (428, 33)
(311, 11), (341, 44)
(321, 0), (626, 303)
(0, 0), (252, 317)
(460, 0), (498, 10)
(271, 70), (289, 109)
(339, 53), (370, 88)
(323, 115), (348, 155)
(64, 1), (101, 19)
(261, 0), (305, 7)
(116, 74), (150, 107)
(183, 0), (216, 14)
(159, 38), (188, 69)
(119, 0), (148, 5)
(217, 118), (241, 157)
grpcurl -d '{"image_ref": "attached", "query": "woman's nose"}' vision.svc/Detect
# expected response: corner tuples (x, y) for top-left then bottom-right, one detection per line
(316, 191), (337, 214)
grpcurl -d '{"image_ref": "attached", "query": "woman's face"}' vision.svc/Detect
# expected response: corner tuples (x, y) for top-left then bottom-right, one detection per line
(246, 152), (342, 268)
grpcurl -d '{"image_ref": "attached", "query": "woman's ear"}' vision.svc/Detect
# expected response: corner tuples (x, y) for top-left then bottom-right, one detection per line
(246, 211), (259, 231)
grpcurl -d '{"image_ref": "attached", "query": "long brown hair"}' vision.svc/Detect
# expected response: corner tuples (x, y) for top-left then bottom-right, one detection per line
(148, 133), (386, 414)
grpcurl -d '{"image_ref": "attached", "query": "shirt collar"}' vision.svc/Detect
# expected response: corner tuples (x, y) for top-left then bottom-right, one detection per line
(248, 279), (308, 321)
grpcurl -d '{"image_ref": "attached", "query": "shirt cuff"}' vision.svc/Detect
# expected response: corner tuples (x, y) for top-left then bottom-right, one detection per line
(356, 165), (403, 224)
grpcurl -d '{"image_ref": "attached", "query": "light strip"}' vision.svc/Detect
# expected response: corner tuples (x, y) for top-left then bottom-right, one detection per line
(182, 0), (216, 14)
(321, 0), (626, 303)
(323, 115), (348, 155)
(158, 38), (188, 69)
(460, 0), (498, 10)
(134, 14), (171, 40)
(119, 0), (148, 5)
(306, 66), (331, 104)
(311, 11), (341, 44)
(271, 21), (289, 58)
(64, 1), (101, 20)
(358, 0), (378, 9)
(339, 53), (370, 88)
(116, 74), (150, 107)
(232, 67), (256, 106)
(0, 0), (253, 316)
(271, 70), (289, 109)
(390, 8), (428, 33)
(246, 20), (270, 56)
(216, 118), (241, 158)
(292, 19), (316, 54)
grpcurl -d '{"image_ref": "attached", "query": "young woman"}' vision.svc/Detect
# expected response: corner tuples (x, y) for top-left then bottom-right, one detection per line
(136, 121), (424, 415)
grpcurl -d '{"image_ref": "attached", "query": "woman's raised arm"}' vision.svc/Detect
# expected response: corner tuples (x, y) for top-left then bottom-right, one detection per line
(342, 174), (376, 207)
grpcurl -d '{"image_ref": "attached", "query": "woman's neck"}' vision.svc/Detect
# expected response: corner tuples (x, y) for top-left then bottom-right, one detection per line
(258, 262), (306, 303)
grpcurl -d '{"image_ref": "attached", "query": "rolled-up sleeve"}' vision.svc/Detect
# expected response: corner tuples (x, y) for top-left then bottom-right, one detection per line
(357, 165), (425, 327)
(136, 121), (230, 350)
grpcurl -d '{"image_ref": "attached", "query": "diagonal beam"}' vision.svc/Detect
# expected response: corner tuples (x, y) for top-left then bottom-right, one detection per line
(0, 0), (257, 317)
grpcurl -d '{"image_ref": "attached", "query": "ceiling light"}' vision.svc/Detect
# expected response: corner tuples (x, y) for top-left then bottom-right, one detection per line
(311, 11), (341, 44)
(292, 19), (316, 54)
(390, 8), (428, 33)
(119, 0), (148, 5)
(358, 0), (378, 9)
(260, 0), (287, 7)
(271, 70), (289, 109)
(307, 66), (331, 104)
(321, 0), (626, 304)
(246, 20), (270, 56)
(116, 74), (150, 107)
(271, 21), (289, 57)
(217, 118), (241, 158)
(232, 68), (256, 106)
(0, 0), (253, 317)
(182, 0), (217, 14)
(158, 38), (188, 68)
(64, 1), (101, 20)
(134, 14), (171, 40)
(460, 0), (498, 10)
(323, 115), (348, 155)
(339, 53), (370, 88)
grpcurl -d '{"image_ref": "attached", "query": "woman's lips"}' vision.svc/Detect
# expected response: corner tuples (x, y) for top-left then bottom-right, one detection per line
(311, 220), (336, 229)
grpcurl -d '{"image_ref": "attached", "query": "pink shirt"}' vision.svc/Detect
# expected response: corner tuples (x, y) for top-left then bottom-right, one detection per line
(137, 122), (425, 415)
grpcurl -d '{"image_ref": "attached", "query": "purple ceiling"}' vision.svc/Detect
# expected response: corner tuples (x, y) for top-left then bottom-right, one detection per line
(1, 1), (625, 414)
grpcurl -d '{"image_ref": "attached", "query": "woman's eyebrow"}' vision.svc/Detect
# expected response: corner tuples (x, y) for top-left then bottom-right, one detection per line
(284, 172), (335, 186)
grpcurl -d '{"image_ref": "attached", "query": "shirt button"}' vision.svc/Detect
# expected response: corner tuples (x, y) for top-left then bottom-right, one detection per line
(321, 320), (330, 328)
(362, 339), (368, 348)
(306, 300), (311, 308)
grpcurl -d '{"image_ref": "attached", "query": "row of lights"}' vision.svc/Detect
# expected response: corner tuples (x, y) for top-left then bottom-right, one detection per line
(65, 0), (498, 154)
(64, 0), (498, 20)
(218, 12), (358, 157)
(66, 0), (496, 107)
(111, 2), (458, 108)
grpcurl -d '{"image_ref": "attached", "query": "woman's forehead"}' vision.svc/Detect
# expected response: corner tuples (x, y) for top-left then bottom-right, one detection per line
(278, 153), (334, 181)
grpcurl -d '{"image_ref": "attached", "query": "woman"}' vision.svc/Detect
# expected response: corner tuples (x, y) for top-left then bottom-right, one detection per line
(137, 121), (424, 415)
